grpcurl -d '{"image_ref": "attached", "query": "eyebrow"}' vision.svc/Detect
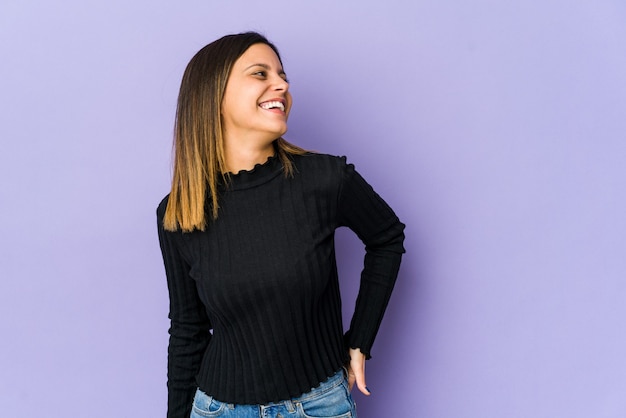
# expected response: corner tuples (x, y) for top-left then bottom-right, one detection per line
(244, 63), (286, 75)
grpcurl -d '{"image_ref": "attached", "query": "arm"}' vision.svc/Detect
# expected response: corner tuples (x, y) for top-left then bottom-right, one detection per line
(157, 205), (212, 418)
(337, 160), (405, 394)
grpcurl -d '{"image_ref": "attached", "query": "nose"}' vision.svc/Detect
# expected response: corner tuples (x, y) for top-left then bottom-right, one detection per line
(272, 74), (289, 91)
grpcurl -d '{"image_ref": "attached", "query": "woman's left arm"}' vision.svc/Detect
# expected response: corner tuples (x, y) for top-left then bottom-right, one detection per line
(337, 158), (406, 394)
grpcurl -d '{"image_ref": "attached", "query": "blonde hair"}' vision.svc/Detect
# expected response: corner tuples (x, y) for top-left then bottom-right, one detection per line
(164, 32), (306, 232)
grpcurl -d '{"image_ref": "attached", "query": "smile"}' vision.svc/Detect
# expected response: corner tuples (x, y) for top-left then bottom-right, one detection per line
(259, 100), (286, 112)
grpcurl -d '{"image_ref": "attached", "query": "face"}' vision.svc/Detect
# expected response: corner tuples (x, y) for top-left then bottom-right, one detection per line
(221, 43), (292, 147)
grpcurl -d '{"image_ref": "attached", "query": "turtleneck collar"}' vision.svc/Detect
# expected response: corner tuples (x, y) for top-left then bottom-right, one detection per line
(220, 153), (283, 191)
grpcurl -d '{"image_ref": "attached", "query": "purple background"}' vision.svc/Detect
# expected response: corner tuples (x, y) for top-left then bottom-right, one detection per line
(1, 1), (625, 417)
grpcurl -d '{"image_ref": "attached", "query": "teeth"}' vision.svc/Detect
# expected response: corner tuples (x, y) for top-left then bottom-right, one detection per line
(260, 101), (285, 112)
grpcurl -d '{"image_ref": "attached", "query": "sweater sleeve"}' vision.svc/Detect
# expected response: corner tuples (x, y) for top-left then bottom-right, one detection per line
(336, 159), (405, 359)
(157, 202), (212, 418)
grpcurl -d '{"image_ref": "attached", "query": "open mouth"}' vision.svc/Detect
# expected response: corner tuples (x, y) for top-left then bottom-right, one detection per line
(259, 100), (286, 112)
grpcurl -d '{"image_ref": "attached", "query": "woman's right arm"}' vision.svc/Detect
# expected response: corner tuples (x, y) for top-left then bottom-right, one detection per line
(157, 202), (212, 418)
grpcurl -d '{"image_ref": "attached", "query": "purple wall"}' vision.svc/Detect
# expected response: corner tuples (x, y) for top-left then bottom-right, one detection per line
(1, 1), (625, 416)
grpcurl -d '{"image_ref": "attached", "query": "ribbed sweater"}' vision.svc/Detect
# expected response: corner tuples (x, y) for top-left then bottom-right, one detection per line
(157, 152), (405, 418)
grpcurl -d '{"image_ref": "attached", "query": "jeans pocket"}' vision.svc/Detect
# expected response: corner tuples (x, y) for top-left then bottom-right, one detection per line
(297, 380), (355, 418)
(190, 388), (227, 417)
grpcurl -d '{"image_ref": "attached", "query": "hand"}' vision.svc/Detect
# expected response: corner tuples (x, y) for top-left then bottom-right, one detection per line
(346, 347), (371, 396)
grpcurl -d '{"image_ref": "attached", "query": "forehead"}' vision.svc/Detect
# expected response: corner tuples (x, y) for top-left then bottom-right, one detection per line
(235, 43), (282, 68)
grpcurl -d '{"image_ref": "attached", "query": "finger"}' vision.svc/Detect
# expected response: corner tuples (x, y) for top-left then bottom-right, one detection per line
(353, 365), (370, 396)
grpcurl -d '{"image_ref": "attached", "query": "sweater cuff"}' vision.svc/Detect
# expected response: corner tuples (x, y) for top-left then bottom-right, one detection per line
(343, 331), (372, 360)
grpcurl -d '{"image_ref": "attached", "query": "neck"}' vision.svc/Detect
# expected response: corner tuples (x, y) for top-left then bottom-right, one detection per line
(224, 142), (276, 174)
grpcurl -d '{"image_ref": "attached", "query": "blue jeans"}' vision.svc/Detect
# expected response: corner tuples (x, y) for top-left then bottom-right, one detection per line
(190, 369), (357, 417)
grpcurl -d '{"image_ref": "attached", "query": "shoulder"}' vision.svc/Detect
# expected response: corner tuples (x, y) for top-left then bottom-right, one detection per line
(291, 152), (350, 176)
(288, 153), (360, 199)
(156, 194), (171, 222)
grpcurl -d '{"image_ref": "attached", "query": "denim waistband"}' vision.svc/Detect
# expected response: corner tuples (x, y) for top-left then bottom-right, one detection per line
(291, 368), (346, 403)
(192, 368), (351, 417)
(253, 367), (345, 410)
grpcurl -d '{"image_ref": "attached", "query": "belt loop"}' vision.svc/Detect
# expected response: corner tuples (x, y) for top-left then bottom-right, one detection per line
(284, 399), (295, 413)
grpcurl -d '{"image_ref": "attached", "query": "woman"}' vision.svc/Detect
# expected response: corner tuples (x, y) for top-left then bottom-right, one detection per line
(157, 32), (405, 418)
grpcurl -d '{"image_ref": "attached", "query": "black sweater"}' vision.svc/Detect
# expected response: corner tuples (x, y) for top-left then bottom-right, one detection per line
(157, 153), (405, 417)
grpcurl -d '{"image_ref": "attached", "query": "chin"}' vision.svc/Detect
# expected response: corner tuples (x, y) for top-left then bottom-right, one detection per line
(268, 125), (288, 138)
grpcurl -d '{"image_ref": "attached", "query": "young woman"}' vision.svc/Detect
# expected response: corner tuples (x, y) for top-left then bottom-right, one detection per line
(157, 32), (405, 418)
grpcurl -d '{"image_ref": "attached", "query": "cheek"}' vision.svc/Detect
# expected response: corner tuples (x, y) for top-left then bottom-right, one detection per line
(221, 87), (234, 117)
(221, 90), (250, 120)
